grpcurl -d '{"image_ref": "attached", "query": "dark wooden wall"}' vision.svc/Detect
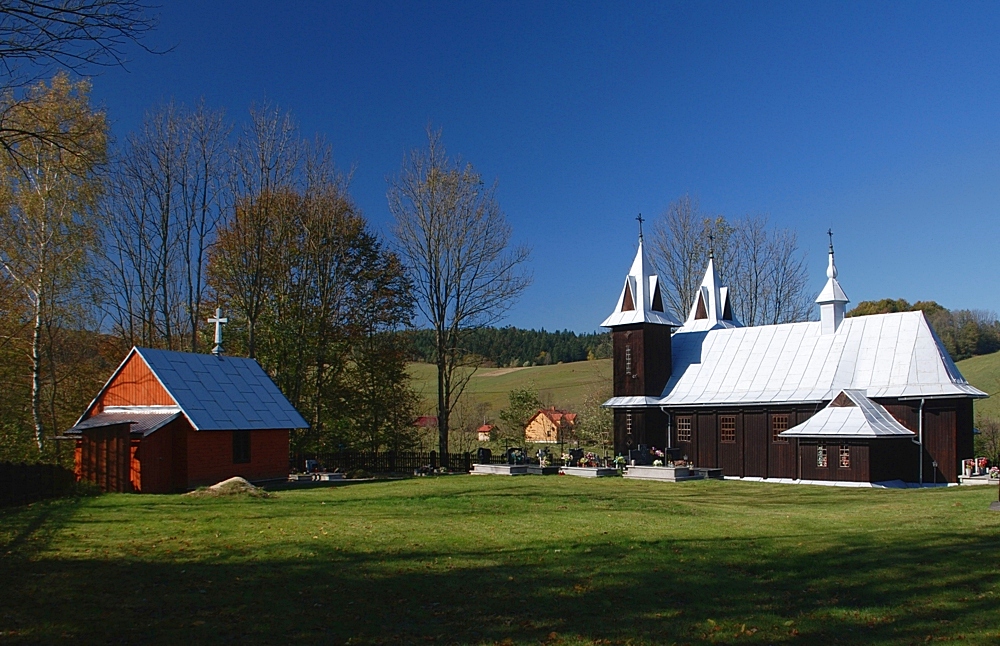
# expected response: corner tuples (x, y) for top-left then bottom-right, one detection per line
(612, 323), (672, 397)
(614, 408), (668, 454)
(76, 424), (133, 493)
(878, 397), (973, 483)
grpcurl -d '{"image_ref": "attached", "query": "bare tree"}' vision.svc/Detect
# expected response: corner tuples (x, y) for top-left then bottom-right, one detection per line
(652, 198), (811, 326)
(389, 129), (531, 464)
(651, 195), (733, 320)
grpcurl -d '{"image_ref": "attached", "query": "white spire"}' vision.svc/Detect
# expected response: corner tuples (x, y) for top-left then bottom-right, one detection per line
(815, 232), (849, 334)
(208, 308), (228, 355)
(677, 256), (742, 332)
(601, 238), (682, 328)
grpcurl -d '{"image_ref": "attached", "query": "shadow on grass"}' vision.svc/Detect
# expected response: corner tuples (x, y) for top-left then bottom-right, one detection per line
(2, 522), (998, 644)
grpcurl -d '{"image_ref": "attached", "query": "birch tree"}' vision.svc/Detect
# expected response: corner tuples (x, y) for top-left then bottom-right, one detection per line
(389, 129), (531, 464)
(0, 74), (106, 450)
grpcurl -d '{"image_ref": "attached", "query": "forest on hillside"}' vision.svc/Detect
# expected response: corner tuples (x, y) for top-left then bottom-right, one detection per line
(404, 327), (611, 367)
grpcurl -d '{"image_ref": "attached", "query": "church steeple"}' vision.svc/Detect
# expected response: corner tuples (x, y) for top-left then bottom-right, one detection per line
(600, 236), (682, 328)
(815, 230), (849, 334)
(678, 255), (742, 332)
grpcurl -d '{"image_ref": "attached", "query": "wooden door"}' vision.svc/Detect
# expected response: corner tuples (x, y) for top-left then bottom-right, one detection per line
(743, 411), (767, 477)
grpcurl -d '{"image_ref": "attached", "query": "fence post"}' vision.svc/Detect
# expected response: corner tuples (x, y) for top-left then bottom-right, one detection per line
(430, 451), (437, 469)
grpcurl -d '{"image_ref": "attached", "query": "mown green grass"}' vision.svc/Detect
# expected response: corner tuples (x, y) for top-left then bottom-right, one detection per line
(3, 477), (1000, 645)
(408, 360), (610, 413)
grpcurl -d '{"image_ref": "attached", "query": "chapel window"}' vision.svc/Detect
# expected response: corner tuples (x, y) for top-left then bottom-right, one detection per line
(720, 416), (736, 443)
(839, 445), (851, 468)
(772, 414), (788, 442)
(625, 346), (632, 376)
(677, 416), (692, 442)
(817, 444), (828, 468)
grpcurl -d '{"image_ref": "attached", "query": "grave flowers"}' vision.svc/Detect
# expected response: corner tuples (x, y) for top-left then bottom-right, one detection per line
(991, 466), (1000, 480)
(577, 451), (601, 467)
(978, 457), (989, 475)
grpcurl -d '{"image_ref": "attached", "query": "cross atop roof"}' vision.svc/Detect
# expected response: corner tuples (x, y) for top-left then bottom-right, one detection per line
(208, 308), (228, 356)
(635, 213), (644, 241)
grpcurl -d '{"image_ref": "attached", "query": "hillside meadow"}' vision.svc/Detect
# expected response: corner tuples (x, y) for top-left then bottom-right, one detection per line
(956, 352), (1000, 419)
(407, 359), (611, 414)
(2, 476), (1000, 645)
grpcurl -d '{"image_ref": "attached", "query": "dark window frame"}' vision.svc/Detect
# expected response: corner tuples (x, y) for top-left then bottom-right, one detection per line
(771, 414), (789, 443)
(233, 430), (251, 464)
(817, 443), (828, 468)
(677, 416), (692, 443)
(720, 415), (736, 443)
(839, 444), (851, 469)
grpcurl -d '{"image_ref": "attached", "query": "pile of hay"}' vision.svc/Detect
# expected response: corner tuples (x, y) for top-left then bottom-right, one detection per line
(185, 476), (272, 498)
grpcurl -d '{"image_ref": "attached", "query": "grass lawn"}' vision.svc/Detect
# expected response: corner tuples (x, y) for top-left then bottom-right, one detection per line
(956, 352), (1000, 420)
(2, 477), (1000, 645)
(408, 360), (610, 413)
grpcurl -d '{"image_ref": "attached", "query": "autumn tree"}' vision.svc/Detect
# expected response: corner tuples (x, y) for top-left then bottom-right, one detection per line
(0, 74), (106, 450)
(389, 129), (531, 464)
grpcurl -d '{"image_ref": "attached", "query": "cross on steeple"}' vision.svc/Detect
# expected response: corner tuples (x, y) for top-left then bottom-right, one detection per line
(636, 213), (645, 241)
(708, 231), (715, 259)
(827, 228), (834, 252)
(208, 307), (228, 356)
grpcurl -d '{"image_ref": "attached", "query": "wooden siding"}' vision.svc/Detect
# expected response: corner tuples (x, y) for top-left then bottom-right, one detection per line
(879, 397), (972, 483)
(742, 411), (768, 477)
(525, 414), (560, 443)
(130, 417), (191, 493)
(185, 428), (289, 488)
(75, 424), (133, 493)
(798, 441), (870, 482)
(613, 408), (668, 455)
(95, 353), (175, 411)
(612, 323), (672, 397)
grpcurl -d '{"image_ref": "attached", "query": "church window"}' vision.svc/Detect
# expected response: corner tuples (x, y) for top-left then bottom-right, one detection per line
(651, 284), (664, 312)
(626, 413), (633, 438)
(816, 444), (828, 468)
(677, 416), (692, 442)
(233, 431), (251, 464)
(839, 445), (851, 468)
(720, 416), (735, 443)
(625, 346), (632, 376)
(771, 414), (788, 442)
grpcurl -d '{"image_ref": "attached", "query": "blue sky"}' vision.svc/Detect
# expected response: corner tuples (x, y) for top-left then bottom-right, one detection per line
(89, 1), (1000, 333)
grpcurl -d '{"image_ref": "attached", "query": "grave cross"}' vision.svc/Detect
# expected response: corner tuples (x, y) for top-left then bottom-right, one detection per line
(208, 307), (228, 356)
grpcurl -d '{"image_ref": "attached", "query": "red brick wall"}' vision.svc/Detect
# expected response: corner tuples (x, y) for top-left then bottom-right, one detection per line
(185, 428), (289, 488)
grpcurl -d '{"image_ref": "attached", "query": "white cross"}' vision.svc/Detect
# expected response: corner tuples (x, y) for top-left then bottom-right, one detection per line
(208, 308), (228, 356)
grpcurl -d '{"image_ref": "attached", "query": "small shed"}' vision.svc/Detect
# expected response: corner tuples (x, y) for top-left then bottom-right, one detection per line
(67, 347), (308, 493)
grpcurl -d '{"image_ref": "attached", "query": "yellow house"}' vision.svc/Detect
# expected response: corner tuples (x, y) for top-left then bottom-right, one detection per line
(524, 407), (577, 444)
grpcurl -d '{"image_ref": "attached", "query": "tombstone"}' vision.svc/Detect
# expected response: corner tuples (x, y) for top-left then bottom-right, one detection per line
(507, 447), (526, 465)
(664, 447), (682, 461)
(568, 448), (584, 466)
(477, 447), (492, 465)
(628, 444), (650, 466)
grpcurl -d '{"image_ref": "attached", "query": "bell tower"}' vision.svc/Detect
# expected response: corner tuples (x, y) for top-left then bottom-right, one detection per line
(600, 218), (680, 454)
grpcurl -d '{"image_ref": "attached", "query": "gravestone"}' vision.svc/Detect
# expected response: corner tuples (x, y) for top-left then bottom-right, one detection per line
(477, 447), (492, 465)
(568, 448), (584, 466)
(507, 447), (526, 465)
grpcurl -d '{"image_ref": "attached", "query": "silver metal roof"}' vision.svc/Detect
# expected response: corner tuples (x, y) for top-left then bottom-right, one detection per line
(677, 257), (743, 333)
(778, 390), (915, 438)
(605, 311), (984, 409)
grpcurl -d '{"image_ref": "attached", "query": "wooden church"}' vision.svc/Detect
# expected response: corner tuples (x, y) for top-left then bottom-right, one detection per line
(601, 235), (986, 484)
(66, 344), (308, 493)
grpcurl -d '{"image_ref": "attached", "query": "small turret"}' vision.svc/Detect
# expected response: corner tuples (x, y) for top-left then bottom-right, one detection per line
(815, 231), (849, 334)
(677, 251), (742, 333)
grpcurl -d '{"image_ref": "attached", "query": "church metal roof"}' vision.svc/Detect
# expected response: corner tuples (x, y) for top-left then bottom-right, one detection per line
(657, 311), (985, 406)
(778, 390), (916, 439)
(77, 347), (309, 432)
(67, 408), (182, 437)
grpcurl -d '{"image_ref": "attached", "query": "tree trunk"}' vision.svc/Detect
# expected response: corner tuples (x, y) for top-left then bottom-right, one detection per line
(31, 290), (44, 451)
(436, 352), (449, 468)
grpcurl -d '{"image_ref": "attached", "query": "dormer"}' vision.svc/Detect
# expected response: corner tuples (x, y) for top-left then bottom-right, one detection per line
(677, 254), (743, 333)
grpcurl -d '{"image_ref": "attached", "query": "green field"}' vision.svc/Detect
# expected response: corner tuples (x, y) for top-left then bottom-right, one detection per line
(408, 359), (611, 413)
(956, 352), (1000, 419)
(3, 477), (1000, 645)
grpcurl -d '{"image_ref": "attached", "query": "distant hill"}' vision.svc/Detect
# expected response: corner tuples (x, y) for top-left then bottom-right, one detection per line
(403, 327), (610, 367)
(956, 352), (1000, 420)
(408, 359), (611, 415)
